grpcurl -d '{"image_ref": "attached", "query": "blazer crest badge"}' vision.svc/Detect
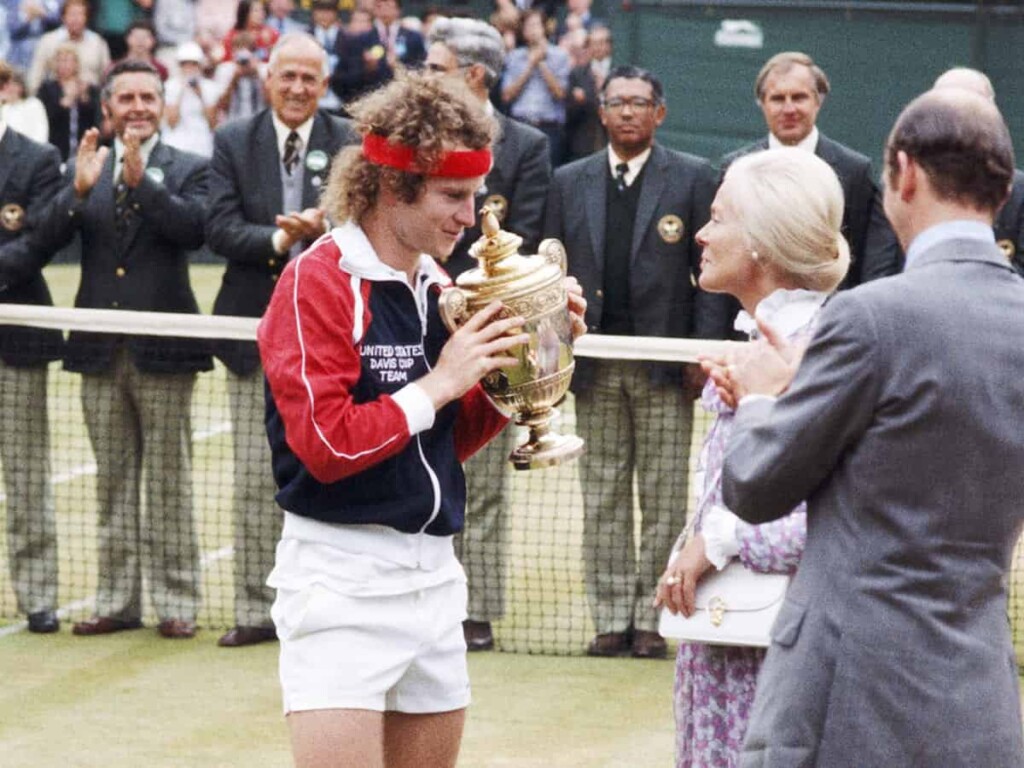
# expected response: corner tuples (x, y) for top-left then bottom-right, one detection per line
(658, 214), (684, 244)
(0, 203), (25, 232)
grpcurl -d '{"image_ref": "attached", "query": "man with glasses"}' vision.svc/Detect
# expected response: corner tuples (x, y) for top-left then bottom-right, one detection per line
(424, 16), (551, 653)
(543, 65), (733, 659)
(722, 51), (901, 287)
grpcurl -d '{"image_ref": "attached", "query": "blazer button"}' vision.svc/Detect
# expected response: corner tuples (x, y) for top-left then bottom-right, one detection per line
(272, 274), (278, 282)
(111, 301), (119, 308)
(132, 203), (140, 211)
(115, 267), (126, 278)
(268, 258), (277, 267)
(595, 289), (603, 298)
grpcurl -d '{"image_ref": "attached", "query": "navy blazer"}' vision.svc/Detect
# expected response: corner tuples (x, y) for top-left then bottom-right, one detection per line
(543, 143), (733, 390)
(206, 108), (356, 375)
(446, 114), (550, 279)
(721, 133), (903, 288)
(0, 129), (64, 367)
(40, 141), (213, 375)
(332, 26), (426, 103)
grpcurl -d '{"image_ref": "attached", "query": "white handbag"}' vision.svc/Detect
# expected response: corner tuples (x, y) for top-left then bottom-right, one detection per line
(657, 468), (791, 648)
(657, 562), (789, 648)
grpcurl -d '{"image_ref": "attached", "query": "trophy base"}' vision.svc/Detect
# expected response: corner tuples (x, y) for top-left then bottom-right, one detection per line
(510, 431), (585, 471)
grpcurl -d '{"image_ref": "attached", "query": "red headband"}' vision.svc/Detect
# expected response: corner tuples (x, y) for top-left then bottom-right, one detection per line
(362, 133), (492, 178)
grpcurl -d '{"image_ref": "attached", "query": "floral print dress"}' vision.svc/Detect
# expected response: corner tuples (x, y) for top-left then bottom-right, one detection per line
(673, 289), (824, 768)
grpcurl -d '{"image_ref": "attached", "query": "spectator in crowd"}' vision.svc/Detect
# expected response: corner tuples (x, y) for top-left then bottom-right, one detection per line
(721, 51), (902, 288)
(113, 20), (169, 81)
(0, 60), (63, 636)
(40, 60), (211, 640)
(655, 148), (849, 768)
(152, 0), (196, 51)
(556, 0), (603, 38)
(932, 66), (1024, 278)
(309, 0), (344, 114)
(347, 7), (373, 36)
(334, 0), (426, 103)
(38, 43), (101, 161)
(223, 0), (280, 63)
(196, 0), (240, 42)
(426, 16), (551, 654)
(205, 33), (354, 648)
(1, 67), (48, 143)
(266, 0), (306, 35)
(501, 9), (570, 167)
(94, 0), (152, 62)
(718, 86), (1024, 768)
(257, 69), (580, 768)
(543, 65), (733, 659)
(214, 32), (268, 123)
(565, 25), (609, 162)
(162, 41), (218, 157)
(27, 0), (111, 94)
(489, 0), (520, 53)
(5, 0), (61, 71)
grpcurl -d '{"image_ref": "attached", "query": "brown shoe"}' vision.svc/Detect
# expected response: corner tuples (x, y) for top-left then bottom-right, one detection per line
(157, 619), (197, 639)
(463, 620), (494, 652)
(586, 631), (630, 657)
(72, 616), (144, 636)
(631, 630), (667, 659)
(217, 625), (277, 647)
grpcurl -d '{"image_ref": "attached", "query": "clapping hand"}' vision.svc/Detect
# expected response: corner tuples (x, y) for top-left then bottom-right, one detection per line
(565, 276), (587, 340)
(274, 208), (327, 252)
(702, 317), (806, 408)
(73, 128), (110, 198)
(121, 129), (145, 188)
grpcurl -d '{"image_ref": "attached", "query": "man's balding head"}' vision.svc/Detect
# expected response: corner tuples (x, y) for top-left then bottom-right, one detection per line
(933, 67), (996, 103)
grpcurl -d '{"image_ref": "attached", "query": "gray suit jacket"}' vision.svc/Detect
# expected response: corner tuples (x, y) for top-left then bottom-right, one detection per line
(721, 236), (1024, 767)
(205, 108), (355, 375)
(543, 143), (733, 390)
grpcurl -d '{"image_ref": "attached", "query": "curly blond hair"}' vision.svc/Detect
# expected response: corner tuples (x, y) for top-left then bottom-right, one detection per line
(321, 72), (497, 224)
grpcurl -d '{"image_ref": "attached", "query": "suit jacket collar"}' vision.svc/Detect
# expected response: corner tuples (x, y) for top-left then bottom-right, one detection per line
(908, 226), (1007, 274)
(584, 150), (609, 262)
(254, 110), (284, 220)
(631, 143), (668, 260)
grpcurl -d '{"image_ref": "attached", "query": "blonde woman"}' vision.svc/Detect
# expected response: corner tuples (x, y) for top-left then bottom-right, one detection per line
(655, 148), (850, 768)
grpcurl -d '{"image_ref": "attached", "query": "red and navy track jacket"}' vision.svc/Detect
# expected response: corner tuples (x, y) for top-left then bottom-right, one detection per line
(257, 222), (509, 536)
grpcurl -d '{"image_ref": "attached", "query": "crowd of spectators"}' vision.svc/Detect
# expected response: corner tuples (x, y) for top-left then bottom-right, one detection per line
(0, 0), (612, 163)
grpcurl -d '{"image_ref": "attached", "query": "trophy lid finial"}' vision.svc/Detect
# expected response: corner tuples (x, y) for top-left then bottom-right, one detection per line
(481, 206), (500, 239)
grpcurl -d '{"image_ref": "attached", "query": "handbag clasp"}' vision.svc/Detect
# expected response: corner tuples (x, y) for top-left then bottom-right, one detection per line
(708, 596), (726, 627)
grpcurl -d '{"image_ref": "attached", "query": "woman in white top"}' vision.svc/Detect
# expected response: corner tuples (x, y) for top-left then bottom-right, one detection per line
(161, 40), (219, 158)
(1, 68), (48, 144)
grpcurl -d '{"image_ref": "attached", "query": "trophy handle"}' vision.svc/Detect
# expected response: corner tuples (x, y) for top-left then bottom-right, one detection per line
(437, 286), (470, 332)
(537, 238), (567, 276)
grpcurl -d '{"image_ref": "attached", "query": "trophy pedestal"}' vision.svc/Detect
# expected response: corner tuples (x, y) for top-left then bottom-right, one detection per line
(510, 418), (585, 471)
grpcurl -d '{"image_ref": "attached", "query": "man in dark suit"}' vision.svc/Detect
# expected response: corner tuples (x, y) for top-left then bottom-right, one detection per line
(543, 65), (733, 659)
(206, 33), (355, 648)
(40, 60), (211, 640)
(331, 0), (425, 104)
(0, 62), (64, 635)
(718, 88), (1024, 768)
(932, 66), (1024, 277)
(721, 51), (901, 288)
(425, 16), (551, 653)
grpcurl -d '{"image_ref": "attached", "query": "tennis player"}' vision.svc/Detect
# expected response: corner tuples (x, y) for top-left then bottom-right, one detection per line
(257, 71), (585, 767)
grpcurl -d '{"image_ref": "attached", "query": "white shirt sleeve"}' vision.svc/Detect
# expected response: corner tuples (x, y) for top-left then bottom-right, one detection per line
(701, 504), (741, 570)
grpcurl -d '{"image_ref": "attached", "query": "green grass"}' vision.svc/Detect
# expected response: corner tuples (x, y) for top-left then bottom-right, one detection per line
(0, 630), (676, 767)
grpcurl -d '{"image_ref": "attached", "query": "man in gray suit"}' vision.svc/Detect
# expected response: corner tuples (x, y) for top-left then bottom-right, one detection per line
(206, 33), (354, 648)
(717, 89), (1024, 766)
(425, 16), (551, 654)
(544, 65), (733, 658)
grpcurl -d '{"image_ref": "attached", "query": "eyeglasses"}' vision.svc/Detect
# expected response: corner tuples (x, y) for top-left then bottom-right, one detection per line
(602, 97), (657, 112)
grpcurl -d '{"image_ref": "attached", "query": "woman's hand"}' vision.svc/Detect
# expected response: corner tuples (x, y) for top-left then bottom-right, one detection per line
(564, 276), (587, 340)
(654, 534), (713, 617)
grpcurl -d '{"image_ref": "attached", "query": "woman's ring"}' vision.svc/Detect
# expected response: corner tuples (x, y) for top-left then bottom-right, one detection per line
(666, 575), (681, 586)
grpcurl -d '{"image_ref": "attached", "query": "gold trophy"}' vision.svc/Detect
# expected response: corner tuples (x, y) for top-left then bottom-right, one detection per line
(439, 207), (585, 470)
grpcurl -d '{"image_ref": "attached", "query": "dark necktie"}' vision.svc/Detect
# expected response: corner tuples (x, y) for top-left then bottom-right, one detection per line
(114, 161), (130, 234)
(614, 162), (629, 194)
(283, 131), (301, 175)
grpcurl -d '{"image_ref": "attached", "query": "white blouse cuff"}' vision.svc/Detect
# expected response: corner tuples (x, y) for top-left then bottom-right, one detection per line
(701, 504), (740, 570)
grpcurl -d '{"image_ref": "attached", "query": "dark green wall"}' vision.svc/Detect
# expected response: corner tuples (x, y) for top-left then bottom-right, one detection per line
(608, 1), (1024, 170)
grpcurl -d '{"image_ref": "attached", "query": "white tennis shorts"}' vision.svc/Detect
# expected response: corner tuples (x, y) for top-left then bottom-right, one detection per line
(270, 518), (471, 715)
